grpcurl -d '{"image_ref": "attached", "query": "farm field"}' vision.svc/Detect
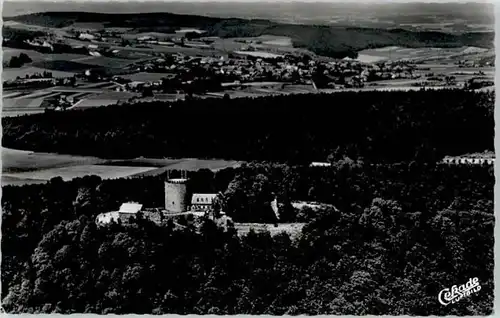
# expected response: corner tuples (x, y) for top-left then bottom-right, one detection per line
(3, 67), (77, 81)
(31, 60), (107, 72)
(3, 97), (46, 109)
(70, 56), (135, 68)
(71, 99), (121, 108)
(156, 158), (242, 172)
(120, 72), (176, 82)
(2, 147), (244, 186)
(65, 38), (222, 56)
(2, 165), (159, 183)
(3, 48), (46, 62)
(3, 48), (97, 65)
(70, 91), (141, 109)
(261, 36), (293, 47)
(121, 32), (176, 40)
(234, 51), (283, 58)
(356, 46), (493, 63)
(2, 147), (106, 173)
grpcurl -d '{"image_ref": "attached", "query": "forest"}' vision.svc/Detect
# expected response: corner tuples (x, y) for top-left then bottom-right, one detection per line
(5, 11), (494, 58)
(3, 89), (494, 163)
(1, 160), (494, 314)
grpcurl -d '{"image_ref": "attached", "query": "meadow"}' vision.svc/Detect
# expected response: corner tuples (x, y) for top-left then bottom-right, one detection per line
(3, 67), (77, 81)
(70, 55), (134, 68)
(1, 147), (243, 186)
(2, 147), (105, 173)
(233, 51), (284, 58)
(356, 45), (492, 63)
(120, 72), (176, 82)
(70, 91), (141, 109)
(2, 165), (158, 183)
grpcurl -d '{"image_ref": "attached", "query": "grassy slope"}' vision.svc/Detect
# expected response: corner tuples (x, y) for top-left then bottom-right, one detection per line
(5, 12), (494, 58)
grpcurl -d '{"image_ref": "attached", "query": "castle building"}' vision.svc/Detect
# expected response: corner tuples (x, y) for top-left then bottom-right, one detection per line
(96, 202), (143, 225)
(191, 194), (217, 212)
(164, 177), (189, 213)
(96, 171), (223, 226)
(164, 171), (219, 214)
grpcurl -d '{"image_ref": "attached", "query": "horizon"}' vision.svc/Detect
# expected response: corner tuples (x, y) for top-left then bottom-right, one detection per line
(3, 0), (493, 18)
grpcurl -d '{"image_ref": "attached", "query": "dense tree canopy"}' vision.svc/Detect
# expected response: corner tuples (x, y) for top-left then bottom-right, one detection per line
(2, 161), (494, 315)
(2, 90), (494, 163)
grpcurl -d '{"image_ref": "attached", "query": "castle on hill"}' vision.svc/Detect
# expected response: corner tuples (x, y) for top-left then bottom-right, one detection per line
(96, 171), (225, 225)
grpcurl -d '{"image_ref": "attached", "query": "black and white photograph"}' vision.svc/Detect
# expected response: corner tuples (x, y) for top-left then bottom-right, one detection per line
(0, 0), (495, 315)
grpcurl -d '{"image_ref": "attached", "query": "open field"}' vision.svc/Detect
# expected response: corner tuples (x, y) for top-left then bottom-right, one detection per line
(2, 147), (106, 173)
(70, 91), (141, 109)
(3, 48), (93, 64)
(70, 56), (135, 68)
(3, 97), (46, 109)
(155, 158), (242, 171)
(356, 46), (493, 63)
(121, 32), (176, 40)
(65, 38), (223, 56)
(2, 147), (244, 186)
(261, 36), (293, 47)
(2, 165), (158, 183)
(120, 72), (176, 82)
(31, 60), (104, 72)
(210, 36), (314, 56)
(233, 51), (284, 59)
(71, 99), (120, 108)
(3, 48), (46, 62)
(3, 67), (77, 81)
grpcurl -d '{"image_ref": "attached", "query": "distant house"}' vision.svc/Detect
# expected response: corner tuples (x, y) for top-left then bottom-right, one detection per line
(79, 33), (96, 41)
(138, 36), (155, 42)
(128, 81), (145, 89)
(191, 193), (217, 212)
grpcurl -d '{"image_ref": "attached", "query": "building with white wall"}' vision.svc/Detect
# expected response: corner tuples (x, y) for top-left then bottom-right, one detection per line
(96, 202), (143, 225)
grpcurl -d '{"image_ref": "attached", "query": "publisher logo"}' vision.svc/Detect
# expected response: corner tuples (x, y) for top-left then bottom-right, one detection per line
(438, 277), (481, 306)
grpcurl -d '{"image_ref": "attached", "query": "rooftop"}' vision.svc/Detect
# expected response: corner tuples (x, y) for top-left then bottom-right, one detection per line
(118, 202), (143, 213)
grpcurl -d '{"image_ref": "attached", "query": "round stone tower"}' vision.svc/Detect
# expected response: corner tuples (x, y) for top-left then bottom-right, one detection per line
(165, 178), (188, 213)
